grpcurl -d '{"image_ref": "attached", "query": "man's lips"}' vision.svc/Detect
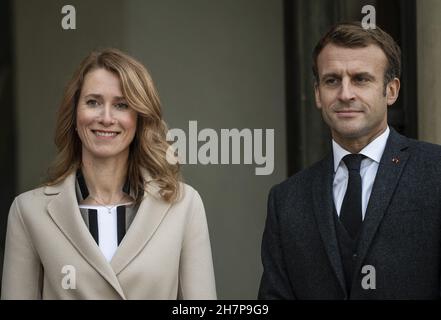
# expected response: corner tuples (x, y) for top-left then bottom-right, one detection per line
(335, 110), (363, 117)
(335, 109), (363, 113)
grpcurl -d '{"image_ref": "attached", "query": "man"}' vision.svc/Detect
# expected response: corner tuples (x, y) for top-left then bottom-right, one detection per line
(258, 22), (441, 299)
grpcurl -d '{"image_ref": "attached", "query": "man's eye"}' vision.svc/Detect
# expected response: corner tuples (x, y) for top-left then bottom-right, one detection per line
(115, 103), (129, 110)
(354, 76), (369, 83)
(324, 78), (339, 86)
(86, 99), (99, 107)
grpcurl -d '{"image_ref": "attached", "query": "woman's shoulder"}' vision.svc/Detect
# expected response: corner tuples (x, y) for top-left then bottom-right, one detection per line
(177, 182), (203, 203)
(14, 185), (49, 204)
(144, 178), (202, 202)
(168, 182), (207, 220)
(178, 181), (197, 194)
(13, 173), (75, 208)
(8, 185), (52, 221)
(15, 172), (74, 204)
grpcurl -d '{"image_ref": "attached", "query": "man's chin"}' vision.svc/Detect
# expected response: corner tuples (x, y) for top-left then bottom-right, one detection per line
(332, 125), (367, 140)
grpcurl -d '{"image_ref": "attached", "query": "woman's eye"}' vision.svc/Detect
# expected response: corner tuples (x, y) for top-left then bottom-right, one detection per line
(86, 99), (99, 107)
(115, 103), (129, 110)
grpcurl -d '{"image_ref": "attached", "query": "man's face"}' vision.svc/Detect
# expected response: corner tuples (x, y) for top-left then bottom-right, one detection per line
(314, 43), (400, 147)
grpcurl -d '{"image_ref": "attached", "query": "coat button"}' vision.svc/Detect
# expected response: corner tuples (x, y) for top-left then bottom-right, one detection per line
(352, 253), (358, 260)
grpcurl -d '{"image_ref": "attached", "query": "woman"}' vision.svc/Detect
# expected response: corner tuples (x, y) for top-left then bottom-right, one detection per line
(1, 49), (216, 299)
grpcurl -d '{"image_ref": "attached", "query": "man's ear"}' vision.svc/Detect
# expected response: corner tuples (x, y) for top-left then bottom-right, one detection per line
(386, 78), (400, 106)
(314, 82), (322, 109)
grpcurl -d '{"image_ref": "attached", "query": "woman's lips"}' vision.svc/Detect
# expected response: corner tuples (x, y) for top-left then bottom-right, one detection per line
(92, 130), (120, 138)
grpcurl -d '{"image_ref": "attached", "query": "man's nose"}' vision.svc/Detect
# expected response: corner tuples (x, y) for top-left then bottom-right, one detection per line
(338, 79), (356, 102)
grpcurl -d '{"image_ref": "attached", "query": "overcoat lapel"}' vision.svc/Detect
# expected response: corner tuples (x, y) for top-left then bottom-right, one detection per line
(45, 173), (126, 299)
(353, 129), (410, 280)
(312, 154), (348, 297)
(110, 181), (172, 275)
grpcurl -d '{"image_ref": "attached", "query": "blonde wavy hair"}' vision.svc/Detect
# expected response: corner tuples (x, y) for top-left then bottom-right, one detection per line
(47, 48), (181, 203)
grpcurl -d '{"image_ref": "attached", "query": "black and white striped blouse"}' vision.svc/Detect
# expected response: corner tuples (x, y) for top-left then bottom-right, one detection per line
(75, 170), (140, 261)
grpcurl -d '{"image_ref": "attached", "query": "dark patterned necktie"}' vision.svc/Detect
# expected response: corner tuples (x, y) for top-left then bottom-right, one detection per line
(340, 154), (365, 239)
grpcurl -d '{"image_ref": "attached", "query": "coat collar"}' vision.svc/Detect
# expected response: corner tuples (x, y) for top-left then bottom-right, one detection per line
(44, 169), (172, 298)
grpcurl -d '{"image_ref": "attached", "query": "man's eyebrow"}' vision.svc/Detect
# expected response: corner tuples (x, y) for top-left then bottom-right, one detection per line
(352, 72), (375, 80)
(321, 72), (341, 79)
(320, 72), (376, 80)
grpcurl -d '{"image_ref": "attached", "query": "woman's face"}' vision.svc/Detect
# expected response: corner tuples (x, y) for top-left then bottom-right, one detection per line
(76, 68), (138, 162)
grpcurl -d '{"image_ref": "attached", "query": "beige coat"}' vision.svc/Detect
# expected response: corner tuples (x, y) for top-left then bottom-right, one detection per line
(1, 172), (217, 299)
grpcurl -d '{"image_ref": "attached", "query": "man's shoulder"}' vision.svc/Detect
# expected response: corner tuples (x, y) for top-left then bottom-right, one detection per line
(402, 138), (441, 179)
(407, 137), (441, 157)
(389, 128), (441, 157)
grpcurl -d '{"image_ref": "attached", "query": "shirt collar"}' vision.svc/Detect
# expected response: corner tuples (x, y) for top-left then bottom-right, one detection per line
(75, 168), (135, 202)
(332, 126), (390, 172)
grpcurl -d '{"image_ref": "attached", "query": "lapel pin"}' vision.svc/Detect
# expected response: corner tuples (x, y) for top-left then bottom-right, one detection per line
(392, 157), (400, 164)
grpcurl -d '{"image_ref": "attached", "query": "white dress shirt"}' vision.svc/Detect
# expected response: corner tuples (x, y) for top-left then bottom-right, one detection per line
(78, 205), (120, 262)
(332, 126), (390, 220)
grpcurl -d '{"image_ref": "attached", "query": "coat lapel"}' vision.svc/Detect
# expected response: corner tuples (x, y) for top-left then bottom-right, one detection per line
(110, 180), (172, 275)
(353, 128), (410, 278)
(45, 173), (126, 299)
(312, 154), (348, 297)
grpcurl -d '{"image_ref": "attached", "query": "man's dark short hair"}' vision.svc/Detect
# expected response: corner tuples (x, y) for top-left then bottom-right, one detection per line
(312, 21), (401, 88)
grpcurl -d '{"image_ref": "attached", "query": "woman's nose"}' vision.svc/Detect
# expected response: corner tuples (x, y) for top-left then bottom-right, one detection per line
(99, 105), (116, 125)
